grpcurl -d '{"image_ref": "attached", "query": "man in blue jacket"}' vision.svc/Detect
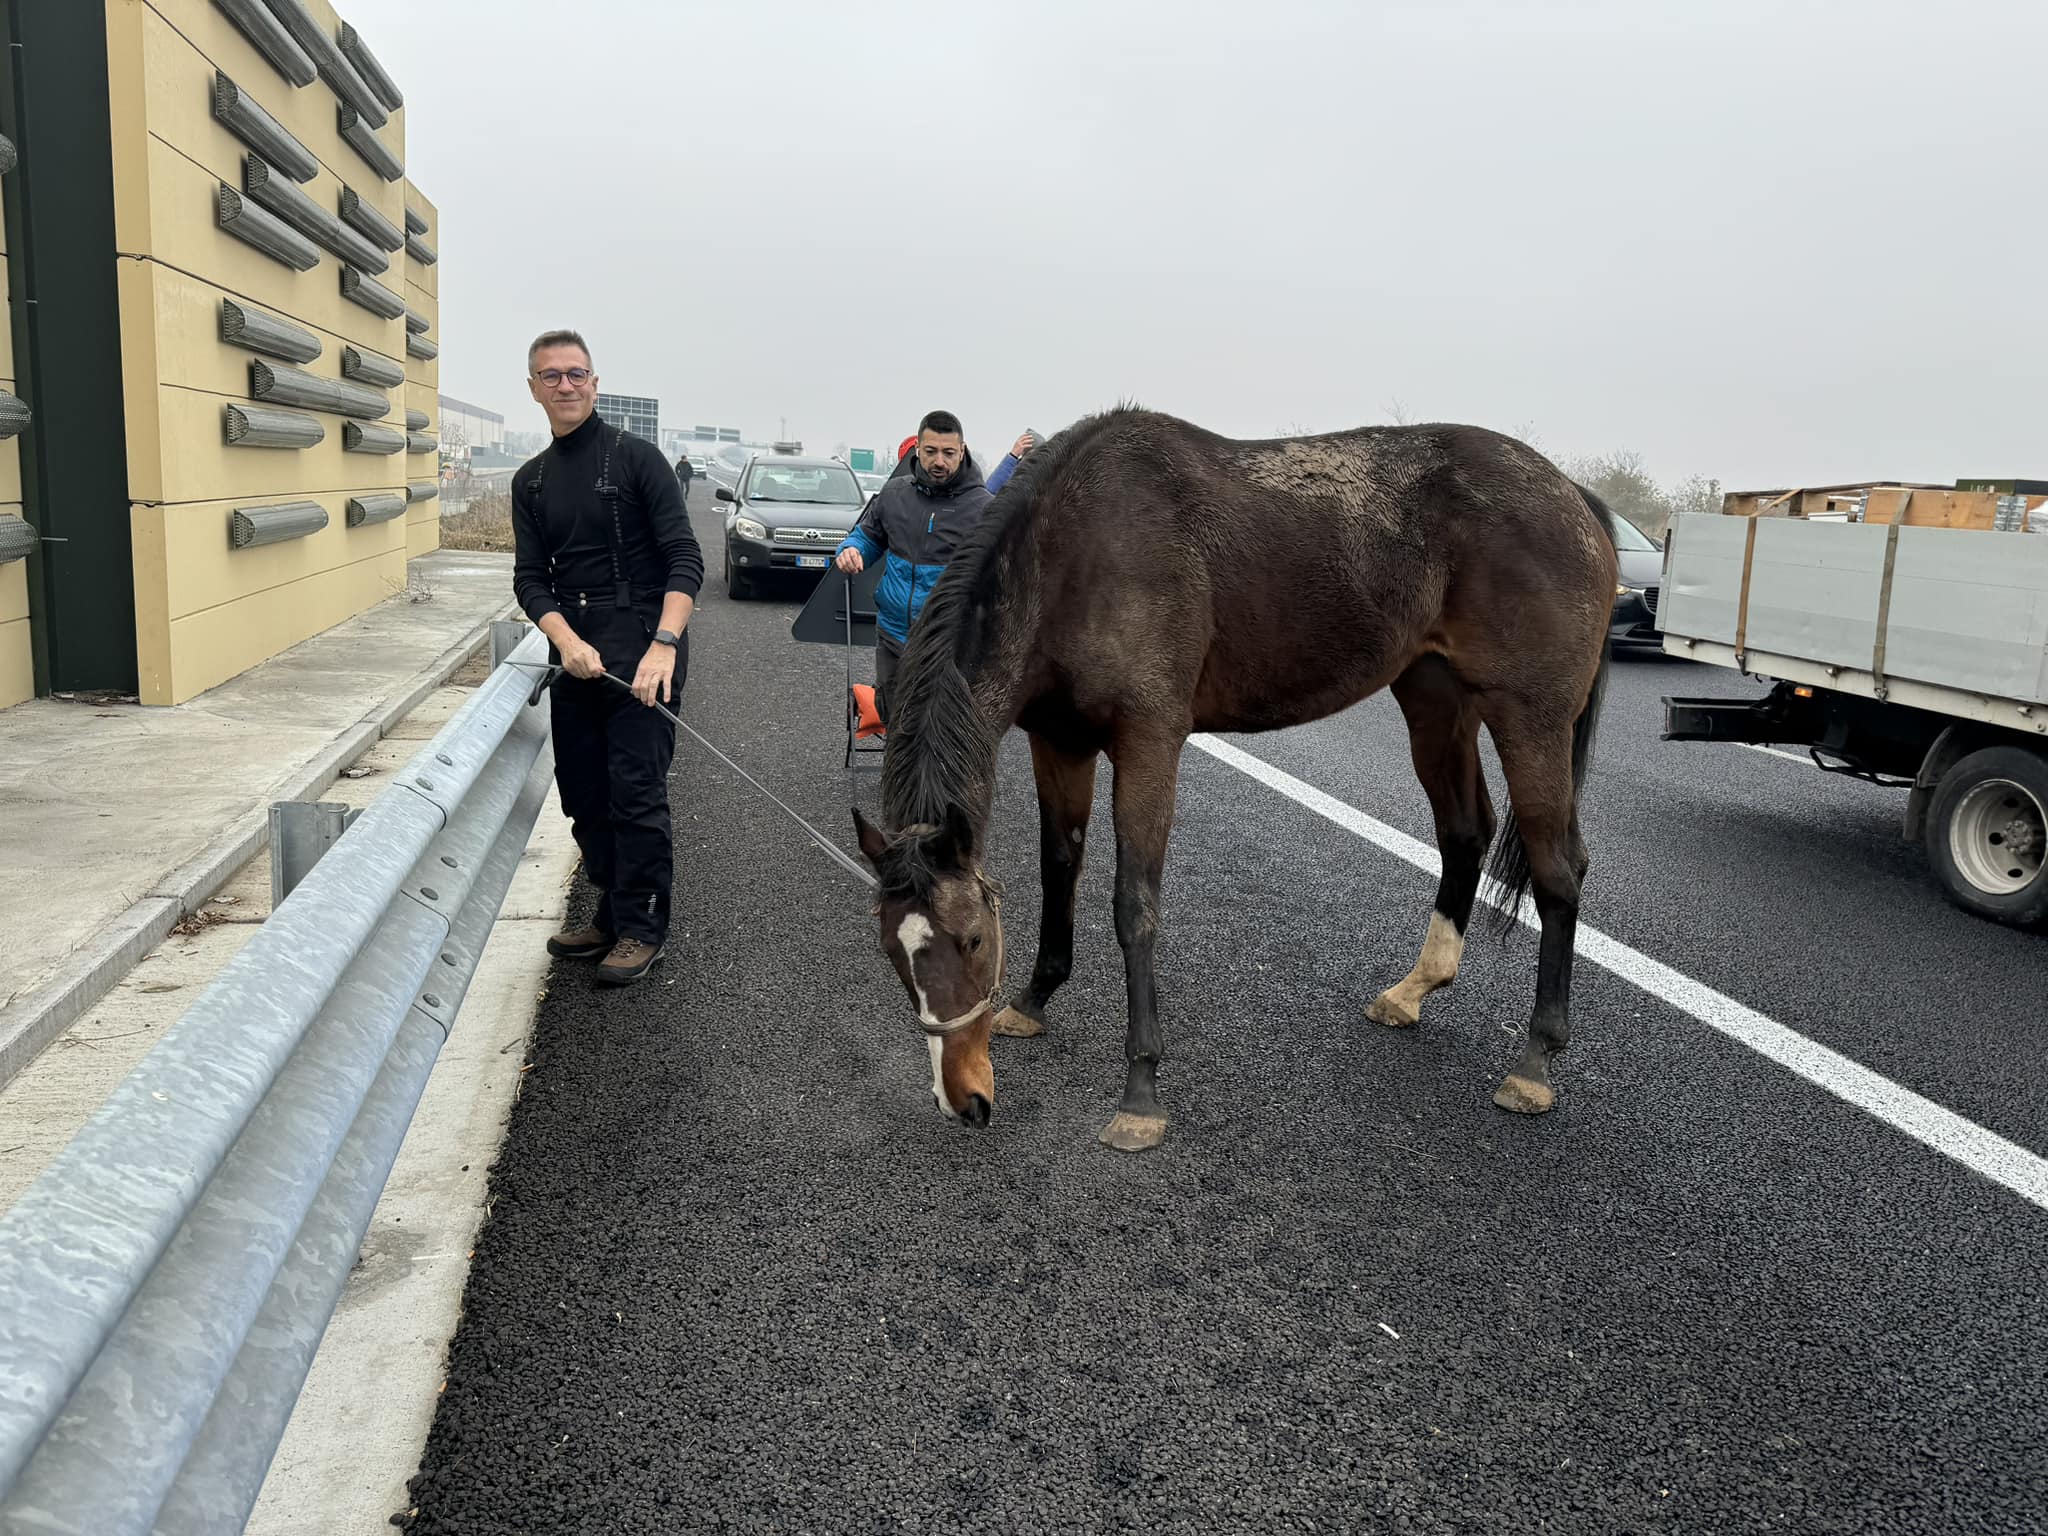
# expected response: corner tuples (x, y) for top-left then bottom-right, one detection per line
(833, 409), (995, 721)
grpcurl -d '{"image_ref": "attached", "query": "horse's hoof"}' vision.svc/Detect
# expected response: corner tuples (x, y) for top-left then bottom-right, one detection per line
(990, 1006), (1044, 1039)
(1492, 1073), (1555, 1115)
(1367, 989), (1420, 1029)
(1097, 1111), (1168, 1153)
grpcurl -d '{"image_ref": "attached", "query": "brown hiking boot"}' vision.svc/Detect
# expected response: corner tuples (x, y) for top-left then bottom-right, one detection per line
(546, 924), (613, 960)
(596, 936), (663, 985)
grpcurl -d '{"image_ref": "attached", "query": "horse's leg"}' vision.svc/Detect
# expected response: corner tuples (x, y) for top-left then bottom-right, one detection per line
(1486, 708), (1591, 1115)
(993, 734), (1098, 1038)
(1368, 658), (1495, 1030)
(1098, 725), (1183, 1153)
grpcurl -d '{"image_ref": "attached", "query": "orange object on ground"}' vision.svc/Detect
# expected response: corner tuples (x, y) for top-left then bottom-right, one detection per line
(851, 684), (886, 738)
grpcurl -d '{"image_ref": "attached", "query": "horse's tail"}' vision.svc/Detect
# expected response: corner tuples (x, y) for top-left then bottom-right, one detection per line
(1481, 483), (1617, 937)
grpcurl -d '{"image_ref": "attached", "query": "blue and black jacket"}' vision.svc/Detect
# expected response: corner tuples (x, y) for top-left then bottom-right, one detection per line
(834, 453), (997, 645)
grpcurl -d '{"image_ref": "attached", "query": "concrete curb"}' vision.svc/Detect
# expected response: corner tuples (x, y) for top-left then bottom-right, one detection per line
(0, 603), (519, 1089)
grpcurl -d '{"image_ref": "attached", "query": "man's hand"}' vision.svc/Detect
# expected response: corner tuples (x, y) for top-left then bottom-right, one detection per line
(559, 635), (605, 681)
(835, 547), (864, 575)
(632, 642), (676, 707)
(1010, 432), (1036, 459)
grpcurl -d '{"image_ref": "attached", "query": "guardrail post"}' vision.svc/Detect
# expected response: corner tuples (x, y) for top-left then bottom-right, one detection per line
(489, 619), (528, 670)
(268, 801), (350, 906)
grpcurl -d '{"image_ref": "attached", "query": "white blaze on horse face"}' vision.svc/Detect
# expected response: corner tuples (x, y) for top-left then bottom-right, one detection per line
(897, 913), (935, 1016)
(896, 913), (955, 1118)
(925, 1037), (952, 1119)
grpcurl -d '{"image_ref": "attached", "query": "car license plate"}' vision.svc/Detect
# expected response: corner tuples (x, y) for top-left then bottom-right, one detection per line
(796, 555), (828, 570)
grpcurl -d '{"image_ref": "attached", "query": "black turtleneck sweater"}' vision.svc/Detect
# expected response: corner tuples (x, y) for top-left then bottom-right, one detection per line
(511, 412), (704, 625)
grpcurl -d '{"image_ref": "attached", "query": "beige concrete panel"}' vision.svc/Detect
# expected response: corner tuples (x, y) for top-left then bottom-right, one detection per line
(403, 183), (436, 245)
(157, 488), (407, 620)
(142, 0), (407, 216)
(116, 260), (170, 505)
(162, 546), (409, 703)
(132, 136), (407, 357)
(405, 519), (439, 560)
(130, 501), (174, 703)
(0, 617), (31, 710)
(107, 0), (157, 259)
(151, 383), (416, 505)
(0, 260), (12, 379)
(0, 431), (19, 509)
(403, 382), (436, 428)
(131, 6), (408, 252)
(129, 261), (404, 422)
(0, 554), (27, 625)
(401, 175), (436, 302)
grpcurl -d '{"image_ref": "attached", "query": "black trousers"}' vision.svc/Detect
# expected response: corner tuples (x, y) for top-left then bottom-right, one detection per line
(874, 629), (905, 723)
(548, 601), (685, 945)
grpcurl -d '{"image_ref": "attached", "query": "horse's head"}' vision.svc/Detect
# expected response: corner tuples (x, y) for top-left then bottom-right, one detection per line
(853, 804), (1004, 1128)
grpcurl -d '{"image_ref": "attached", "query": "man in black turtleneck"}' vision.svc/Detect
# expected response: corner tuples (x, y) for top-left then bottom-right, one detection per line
(511, 329), (704, 985)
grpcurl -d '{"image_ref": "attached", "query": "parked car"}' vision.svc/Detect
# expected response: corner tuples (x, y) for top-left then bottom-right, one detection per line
(1608, 515), (1666, 649)
(716, 456), (871, 599)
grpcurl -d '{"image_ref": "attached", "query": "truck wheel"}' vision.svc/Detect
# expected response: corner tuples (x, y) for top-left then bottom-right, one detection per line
(1926, 745), (2048, 928)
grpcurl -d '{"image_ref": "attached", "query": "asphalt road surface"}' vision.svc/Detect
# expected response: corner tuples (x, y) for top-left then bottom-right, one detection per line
(400, 500), (2048, 1534)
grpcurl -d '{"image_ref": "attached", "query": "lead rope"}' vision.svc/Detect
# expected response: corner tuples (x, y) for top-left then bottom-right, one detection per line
(503, 660), (877, 890)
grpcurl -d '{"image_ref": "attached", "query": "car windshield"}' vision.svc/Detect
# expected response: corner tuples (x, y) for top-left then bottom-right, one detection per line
(1609, 516), (1660, 551)
(745, 466), (863, 504)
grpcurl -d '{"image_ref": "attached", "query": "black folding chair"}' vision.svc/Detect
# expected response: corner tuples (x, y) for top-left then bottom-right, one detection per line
(790, 566), (886, 768)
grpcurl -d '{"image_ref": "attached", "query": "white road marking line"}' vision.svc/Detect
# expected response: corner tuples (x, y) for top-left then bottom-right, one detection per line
(1187, 732), (2048, 1214)
(1742, 743), (1812, 764)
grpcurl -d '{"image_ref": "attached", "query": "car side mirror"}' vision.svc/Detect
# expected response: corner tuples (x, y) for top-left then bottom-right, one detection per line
(715, 486), (735, 503)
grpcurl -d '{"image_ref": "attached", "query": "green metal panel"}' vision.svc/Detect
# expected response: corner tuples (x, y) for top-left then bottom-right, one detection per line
(0, 2), (136, 695)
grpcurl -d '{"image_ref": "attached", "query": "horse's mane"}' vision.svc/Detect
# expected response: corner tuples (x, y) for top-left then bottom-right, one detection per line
(876, 405), (1142, 845)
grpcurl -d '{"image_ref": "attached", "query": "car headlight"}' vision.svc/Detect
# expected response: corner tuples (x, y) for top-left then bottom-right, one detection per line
(1615, 582), (1642, 597)
(733, 516), (767, 541)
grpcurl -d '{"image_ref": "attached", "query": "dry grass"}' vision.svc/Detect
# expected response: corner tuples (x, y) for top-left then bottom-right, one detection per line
(438, 489), (517, 553)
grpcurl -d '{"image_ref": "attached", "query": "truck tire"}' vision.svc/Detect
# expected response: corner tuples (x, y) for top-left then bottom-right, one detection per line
(1926, 744), (2048, 929)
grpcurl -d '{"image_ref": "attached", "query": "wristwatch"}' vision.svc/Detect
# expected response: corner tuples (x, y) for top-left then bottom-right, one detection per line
(653, 628), (679, 648)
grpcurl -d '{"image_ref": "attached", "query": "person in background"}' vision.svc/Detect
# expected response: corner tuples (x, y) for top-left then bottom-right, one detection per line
(673, 449), (696, 508)
(832, 410), (994, 721)
(985, 429), (1040, 494)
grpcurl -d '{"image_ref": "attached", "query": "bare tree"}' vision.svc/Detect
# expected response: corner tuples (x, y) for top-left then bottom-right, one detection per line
(1667, 473), (1724, 521)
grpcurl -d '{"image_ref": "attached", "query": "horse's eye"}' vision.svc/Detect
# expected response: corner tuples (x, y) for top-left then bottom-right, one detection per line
(968, 934), (983, 952)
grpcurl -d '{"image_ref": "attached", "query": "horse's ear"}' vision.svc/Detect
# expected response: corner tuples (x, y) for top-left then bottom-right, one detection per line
(852, 807), (889, 870)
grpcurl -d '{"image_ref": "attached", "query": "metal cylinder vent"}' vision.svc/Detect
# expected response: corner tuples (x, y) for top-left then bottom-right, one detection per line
(229, 501), (329, 549)
(211, 73), (318, 182)
(340, 347), (406, 389)
(224, 403), (325, 448)
(218, 185), (319, 271)
(249, 360), (390, 420)
(220, 299), (322, 364)
(345, 492), (408, 528)
(340, 266), (406, 320)
(342, 420), (406, 455)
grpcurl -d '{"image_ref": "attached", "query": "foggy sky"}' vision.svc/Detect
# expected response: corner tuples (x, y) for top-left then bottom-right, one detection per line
(347, 0), (2045, 490)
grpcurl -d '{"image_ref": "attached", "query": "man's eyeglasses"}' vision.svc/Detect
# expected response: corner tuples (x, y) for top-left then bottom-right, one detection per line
(533, 368), (592, 387)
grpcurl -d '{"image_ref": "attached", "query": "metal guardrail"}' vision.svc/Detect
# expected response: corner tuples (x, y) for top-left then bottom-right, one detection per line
(0, 624), (556, 1535)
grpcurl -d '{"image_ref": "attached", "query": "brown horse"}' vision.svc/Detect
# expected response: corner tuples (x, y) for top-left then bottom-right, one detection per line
(851, 405), (1617, 1152)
